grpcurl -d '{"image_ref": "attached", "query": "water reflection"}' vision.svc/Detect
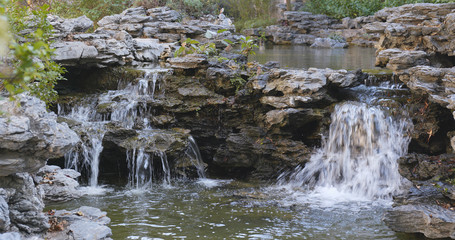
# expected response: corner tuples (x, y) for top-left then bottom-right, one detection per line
(250, 45), (378, 70)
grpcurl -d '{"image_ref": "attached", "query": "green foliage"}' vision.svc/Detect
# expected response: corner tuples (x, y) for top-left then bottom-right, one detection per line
(174, 38), (217, 57)
(1, 0), (66, 105)
(239, 36), (258, 57)
(230, 75), (246, 93)
(304, 0), (455, 19)
(166, 0), (220, 17)
(223, 0), (276, 32)
(49, 0), (130, 24)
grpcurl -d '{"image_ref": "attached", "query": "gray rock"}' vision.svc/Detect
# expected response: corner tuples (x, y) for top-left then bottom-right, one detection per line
(310, 37), (348, 48)
(0, 232), (20, 240)
(0, 195), (10, 231)
(45, 206), (112, 240)
(133, 38), (166, 62)
(384, 204), (455, 239)
(36, 165), (82, 202)
(167, 54), (208, 69)
(48, 15), (93, 37)
(376, 49), (429, 70)
(52, 41), (98, 63)
(0, 173), (49, 234)
(0, 94), (80, 176)
(147, 7), (181, 22)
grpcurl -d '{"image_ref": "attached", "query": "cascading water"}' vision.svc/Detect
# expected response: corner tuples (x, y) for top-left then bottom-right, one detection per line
(186, 136), (207, 179)
(280, 101), (413, 200)
(60, 68), (207, 189)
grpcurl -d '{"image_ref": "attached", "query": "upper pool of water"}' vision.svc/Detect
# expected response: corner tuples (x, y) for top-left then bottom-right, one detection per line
(249, 45), (378, 70)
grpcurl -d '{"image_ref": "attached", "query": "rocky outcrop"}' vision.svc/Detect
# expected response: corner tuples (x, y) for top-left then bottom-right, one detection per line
(0, 94), (79, 176)
(0, 173), (49, 235)
(36, 165), (82, 202)
(45, 206), (112, 240)
(49, 7), (237, 68)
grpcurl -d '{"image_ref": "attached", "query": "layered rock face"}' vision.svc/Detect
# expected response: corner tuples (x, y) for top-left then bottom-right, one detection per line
(50, 7), (237, 67)
(0, 94), (79, 176)
(369, 4), (455, 239)
(0, 94), (79, 237)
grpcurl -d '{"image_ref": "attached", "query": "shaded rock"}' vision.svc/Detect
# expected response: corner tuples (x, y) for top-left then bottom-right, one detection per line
(45, 206), (112, 240)
(310, 37), (348, 48)
(384, 204), (455, 239)
(0, 94), (79, 176)
(398, 153), (455, 181)
(0, 194), (10, 232)
(0, 173), (49, 234)
(36, 165), (82, 202)
(48, 15), (93, 38)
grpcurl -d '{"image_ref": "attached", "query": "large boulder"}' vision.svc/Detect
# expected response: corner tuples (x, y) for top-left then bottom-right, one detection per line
(0, 94), (79, 176)
(0, 173), (49, 234)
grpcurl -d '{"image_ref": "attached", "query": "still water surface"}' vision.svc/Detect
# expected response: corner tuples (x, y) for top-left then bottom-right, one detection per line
(46, 179), (422, 240)
(250, 45), (377, 70)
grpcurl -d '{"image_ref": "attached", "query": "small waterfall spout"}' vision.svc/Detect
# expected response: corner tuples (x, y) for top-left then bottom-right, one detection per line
(281, 102), (412, 199)
(126, 149), (171, 189)
(186, 136), (207, 179)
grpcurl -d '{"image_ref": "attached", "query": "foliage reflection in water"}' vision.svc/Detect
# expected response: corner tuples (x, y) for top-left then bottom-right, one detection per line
(250, 45), (377, 70)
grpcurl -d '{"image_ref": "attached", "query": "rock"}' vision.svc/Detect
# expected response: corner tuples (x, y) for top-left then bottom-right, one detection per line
(0, 94), (79, 176)
(375, 49), (429, 70)
(48, 15), (93, 38)
(0, 194), (10, 232)
(0, 232), (20, 240)
(36, 165), (82, 202)
(133, 38), (166, 62)
(167, 54), (208, 70)
(147, 7), (181, 22)
(0, 173), (49, 234)
(310, 37), (348, 48)
(45, 206), (112, 240)
(52, 41), (98, 63)
(384, 204), (455, 239)
(398, 153), (455, 181)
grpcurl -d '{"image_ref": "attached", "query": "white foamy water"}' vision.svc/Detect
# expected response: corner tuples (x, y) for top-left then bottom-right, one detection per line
(279, 101), (413, 202)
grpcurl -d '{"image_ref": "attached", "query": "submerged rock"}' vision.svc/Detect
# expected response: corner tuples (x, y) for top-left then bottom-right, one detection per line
(0, 94), (79, 176)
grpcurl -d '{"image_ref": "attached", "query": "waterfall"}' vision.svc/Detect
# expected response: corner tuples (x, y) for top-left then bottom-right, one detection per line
(186, 136), (207, 179)
(281, 101), (412, 199)
(61, 104), (106, 187)
(126, 149), (171, 189)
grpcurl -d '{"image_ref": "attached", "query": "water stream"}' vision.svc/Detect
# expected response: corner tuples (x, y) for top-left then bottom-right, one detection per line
(51, 62), (421, 238)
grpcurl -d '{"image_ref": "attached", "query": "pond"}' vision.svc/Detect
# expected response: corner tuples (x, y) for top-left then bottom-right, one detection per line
(46, 180), (424, 240)
(249, 45), (378, 70)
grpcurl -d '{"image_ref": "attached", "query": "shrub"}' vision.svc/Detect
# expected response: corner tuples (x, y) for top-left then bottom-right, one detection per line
(304, 0), (455, 19)
(1, 0), (66, 106)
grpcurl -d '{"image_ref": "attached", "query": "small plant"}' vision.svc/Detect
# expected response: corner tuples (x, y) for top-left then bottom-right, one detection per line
(230, 75), (246, 93)
(174, 38), (218, 57)
(328, 32), (345, 43)
(239, 36), (258, 57)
